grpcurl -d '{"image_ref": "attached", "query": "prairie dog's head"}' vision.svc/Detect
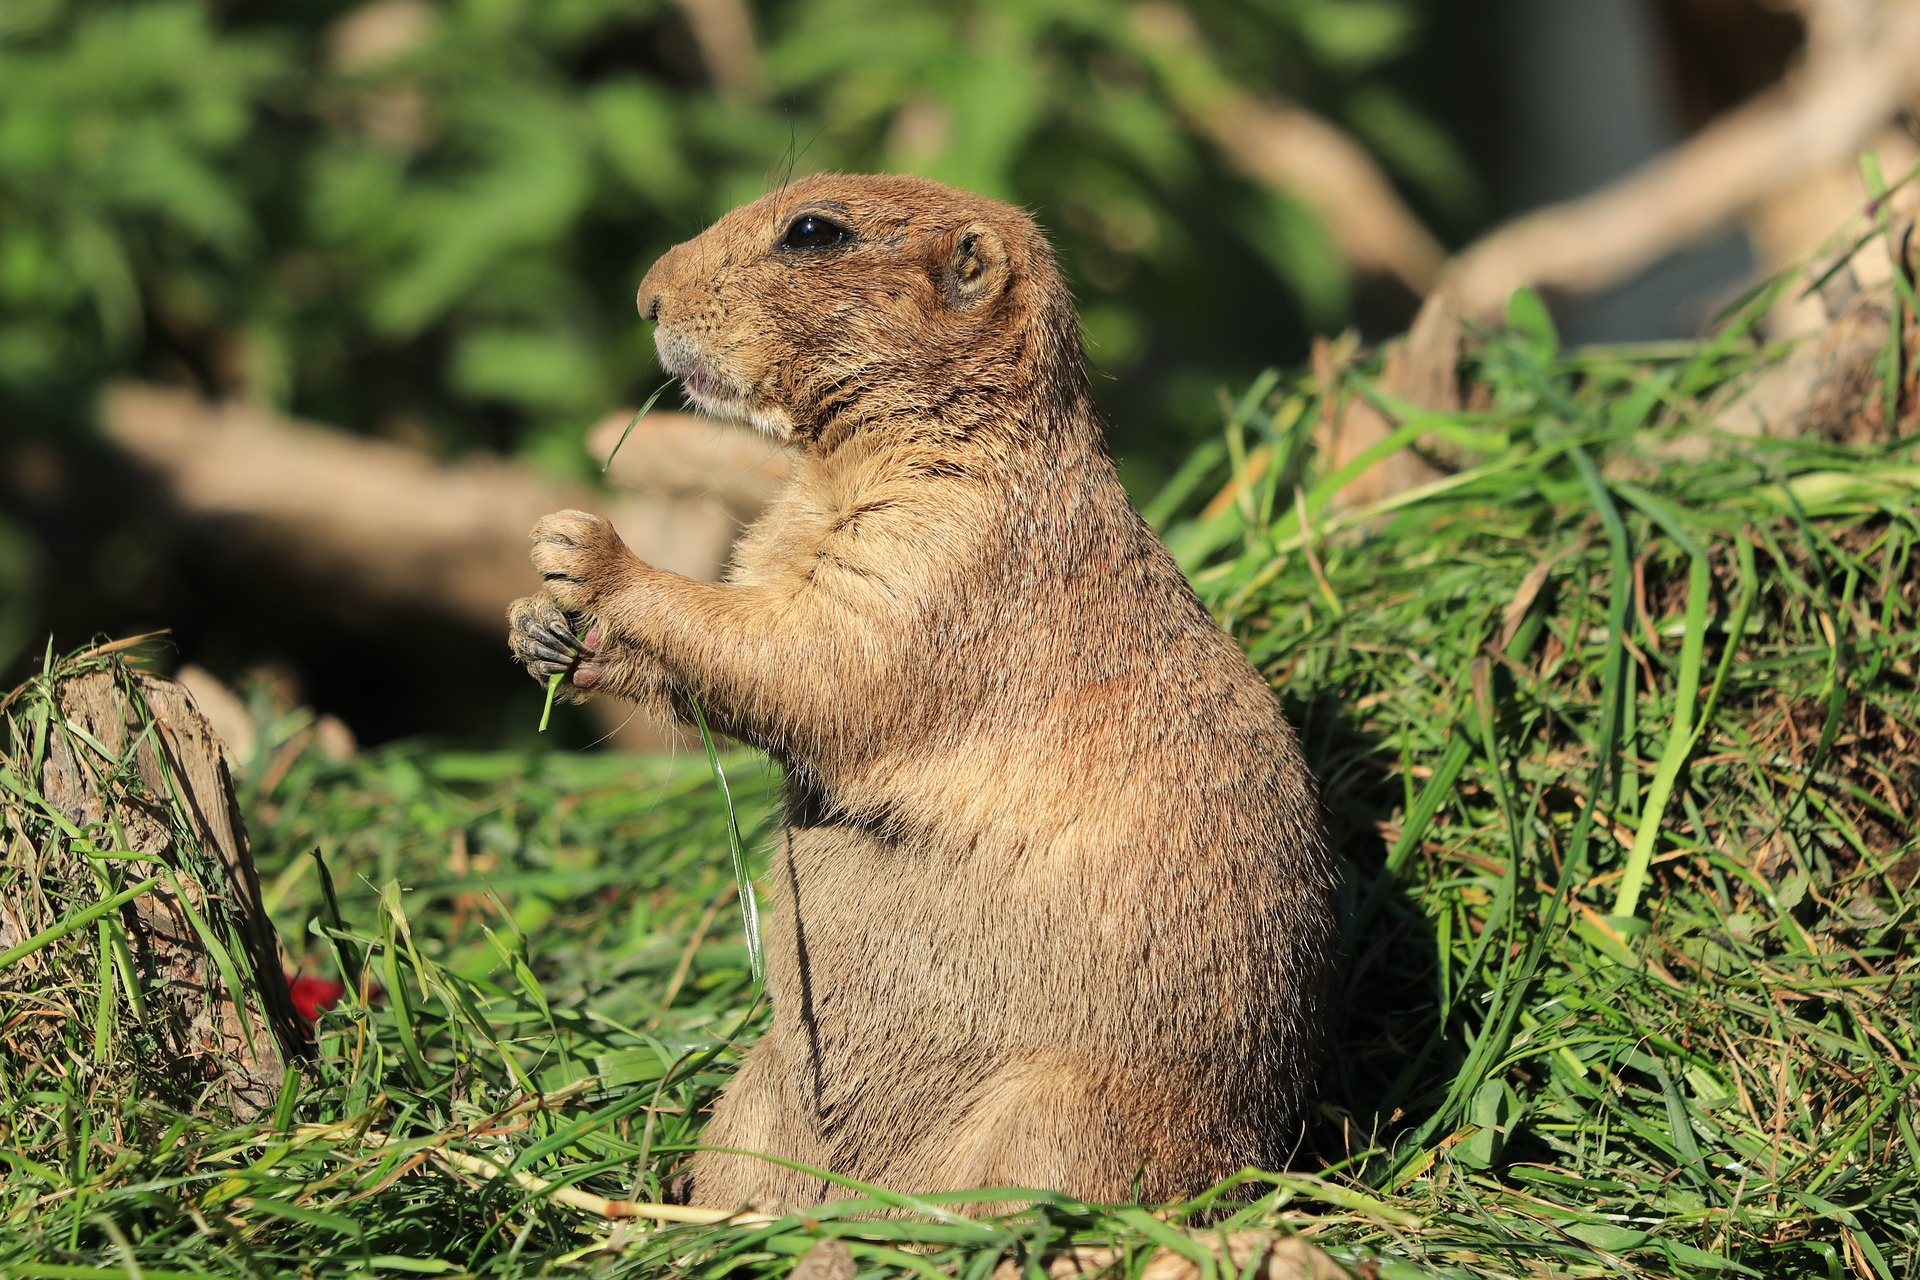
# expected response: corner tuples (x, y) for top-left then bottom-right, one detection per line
(637, 173), (1086, 448)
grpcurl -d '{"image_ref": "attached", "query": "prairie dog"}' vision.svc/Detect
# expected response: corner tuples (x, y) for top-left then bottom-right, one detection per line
(507, 173), (1335, 1209)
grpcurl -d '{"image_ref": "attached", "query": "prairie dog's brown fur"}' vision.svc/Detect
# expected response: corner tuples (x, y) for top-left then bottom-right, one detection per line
(507, 173), (1336, 1209)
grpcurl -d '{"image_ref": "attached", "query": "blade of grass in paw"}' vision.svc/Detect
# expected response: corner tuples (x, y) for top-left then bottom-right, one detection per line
(602, 380), (675, 473)
(539, 671), (564, 732)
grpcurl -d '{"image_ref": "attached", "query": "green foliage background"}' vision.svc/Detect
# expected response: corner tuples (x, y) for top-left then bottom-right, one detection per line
(0, 0), (1480, 453)
(0, 0), (1492, 698)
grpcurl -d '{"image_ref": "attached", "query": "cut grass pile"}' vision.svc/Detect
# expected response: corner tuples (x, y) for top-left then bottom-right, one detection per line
(1, 290), (1917, 1278)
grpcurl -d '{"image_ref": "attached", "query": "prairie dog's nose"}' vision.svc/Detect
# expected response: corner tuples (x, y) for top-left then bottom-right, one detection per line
(637, 248), (676, 323)
(637, 236), (707, 324)
(636, 272), (664, 323)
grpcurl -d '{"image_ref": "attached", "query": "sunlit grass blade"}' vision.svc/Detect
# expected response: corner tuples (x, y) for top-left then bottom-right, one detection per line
(688, 691), (763, 984)
(1611, 551), (1712, 922)
(602, 380), (676, 473)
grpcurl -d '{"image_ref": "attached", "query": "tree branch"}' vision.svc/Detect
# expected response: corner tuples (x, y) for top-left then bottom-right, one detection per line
(1444, 0), (1920, 318)
(1128, 1), (1446, 295)
(674, 0), (771, 106)
(98, 385), (744, 633)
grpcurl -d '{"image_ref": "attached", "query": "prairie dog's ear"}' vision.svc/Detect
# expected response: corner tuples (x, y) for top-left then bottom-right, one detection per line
(936, 223), (1008, 311)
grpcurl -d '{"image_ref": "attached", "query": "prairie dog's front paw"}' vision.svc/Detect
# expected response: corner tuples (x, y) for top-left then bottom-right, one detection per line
(529, 509), (634, 614)
(508, 593), (618, 700)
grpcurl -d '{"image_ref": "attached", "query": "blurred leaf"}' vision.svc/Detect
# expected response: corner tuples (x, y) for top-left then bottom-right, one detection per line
(1294, 0), (1415, 70)
(590, 78), (696, 208)
(369, 95), (593, 337)
(1506, 286), (1559, 364)
(1237, 190), (1349, 328)
(452, 327), (609, 414)
(917, 25), (1044, 199)
(1345, 83), (1479, 219)
(65, 218), (139, 350)
(0, 0), (63, 41)
(0, 2), (280, 367)
(1082, 78), (1193, 184)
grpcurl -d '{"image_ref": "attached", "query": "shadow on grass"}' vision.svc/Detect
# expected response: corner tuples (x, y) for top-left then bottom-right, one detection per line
(1275, 688), (1461, 1178)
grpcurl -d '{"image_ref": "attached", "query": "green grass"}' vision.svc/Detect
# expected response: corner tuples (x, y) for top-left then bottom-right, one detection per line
(2, 290), (1917, 1277)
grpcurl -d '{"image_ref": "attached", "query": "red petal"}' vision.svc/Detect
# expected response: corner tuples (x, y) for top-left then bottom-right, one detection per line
(286, 972), (347, 1026)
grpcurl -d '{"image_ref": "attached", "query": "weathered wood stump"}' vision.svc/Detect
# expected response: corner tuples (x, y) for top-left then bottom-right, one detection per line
(0, 654), (307, 1123)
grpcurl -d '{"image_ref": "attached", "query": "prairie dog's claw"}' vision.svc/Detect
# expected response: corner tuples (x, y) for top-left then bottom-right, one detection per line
(508, 594), (606, 696)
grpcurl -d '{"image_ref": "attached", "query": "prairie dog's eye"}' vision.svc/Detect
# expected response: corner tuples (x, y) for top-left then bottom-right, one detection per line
(782, 214), (852, 251)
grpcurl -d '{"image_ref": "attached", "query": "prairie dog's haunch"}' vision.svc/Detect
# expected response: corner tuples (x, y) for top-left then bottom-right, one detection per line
(507, 173), (1336, 1210)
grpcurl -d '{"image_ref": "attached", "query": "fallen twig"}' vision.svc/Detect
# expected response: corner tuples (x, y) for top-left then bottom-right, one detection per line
(288, 1121), (777, 1224)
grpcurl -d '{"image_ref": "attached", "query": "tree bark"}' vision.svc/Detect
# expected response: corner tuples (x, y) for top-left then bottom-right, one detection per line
(2, 660), (306, 1121)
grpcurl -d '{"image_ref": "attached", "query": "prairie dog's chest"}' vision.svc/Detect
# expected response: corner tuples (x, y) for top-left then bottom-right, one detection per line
(725, 476), (844, 575)
(725, 458), (990, 593)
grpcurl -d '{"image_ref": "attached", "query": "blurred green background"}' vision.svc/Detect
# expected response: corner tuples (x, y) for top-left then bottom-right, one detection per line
(0, 0), (1793, 740)
(0, 0), (1488, 459)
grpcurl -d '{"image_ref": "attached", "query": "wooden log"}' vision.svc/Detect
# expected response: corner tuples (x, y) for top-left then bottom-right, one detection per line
(98, 383), (743, 635)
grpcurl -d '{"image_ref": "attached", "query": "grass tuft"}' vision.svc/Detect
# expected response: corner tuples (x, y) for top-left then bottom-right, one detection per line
(2, 293), (1917, 1276)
